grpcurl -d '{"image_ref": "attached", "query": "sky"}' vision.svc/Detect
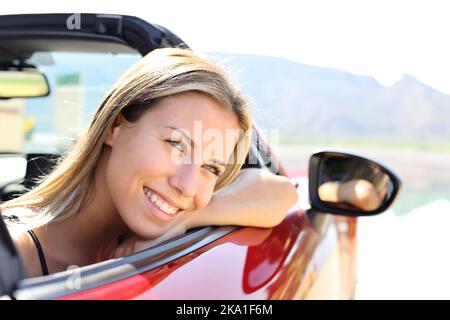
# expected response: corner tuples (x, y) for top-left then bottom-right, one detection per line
(5, 0), (450, 94)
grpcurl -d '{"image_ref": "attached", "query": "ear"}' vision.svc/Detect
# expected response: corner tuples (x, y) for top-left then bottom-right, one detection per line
(104, 113), (125, 147)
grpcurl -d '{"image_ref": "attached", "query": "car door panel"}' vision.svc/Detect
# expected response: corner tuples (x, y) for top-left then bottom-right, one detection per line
(56, 211), (352, 300)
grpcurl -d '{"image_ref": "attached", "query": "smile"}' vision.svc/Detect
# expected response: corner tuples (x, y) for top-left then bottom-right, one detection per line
(143, 187), (180, 216)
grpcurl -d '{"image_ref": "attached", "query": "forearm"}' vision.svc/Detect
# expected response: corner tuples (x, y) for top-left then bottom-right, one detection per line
(186, 169), (298, 229)
(112, 169), (298, 258)
(318, 179), (381, 211)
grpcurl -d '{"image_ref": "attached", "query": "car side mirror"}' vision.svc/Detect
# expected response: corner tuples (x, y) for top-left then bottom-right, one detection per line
(308, 150), (401, 216)
(0, 68), (50, 99)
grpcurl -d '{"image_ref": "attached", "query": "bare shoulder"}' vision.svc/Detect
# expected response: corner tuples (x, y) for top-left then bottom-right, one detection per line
(2, 207), (43, 277)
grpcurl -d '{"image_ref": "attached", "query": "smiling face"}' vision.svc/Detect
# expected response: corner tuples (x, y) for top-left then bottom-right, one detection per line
(102, 91), (241, 238)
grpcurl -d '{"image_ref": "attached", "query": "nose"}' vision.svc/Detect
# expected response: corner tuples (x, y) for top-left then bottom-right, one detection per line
(168, 163), (201, 198)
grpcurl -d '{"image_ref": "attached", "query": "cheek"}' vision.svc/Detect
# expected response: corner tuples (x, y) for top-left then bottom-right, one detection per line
(194, 178), (217, 209)
(106, 139), (172, 201)
(119, 138), (171, 173)
(133, 149), (172, 177)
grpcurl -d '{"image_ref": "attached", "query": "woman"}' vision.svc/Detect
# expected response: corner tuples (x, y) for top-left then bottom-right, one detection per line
(0, 48), (299, 277)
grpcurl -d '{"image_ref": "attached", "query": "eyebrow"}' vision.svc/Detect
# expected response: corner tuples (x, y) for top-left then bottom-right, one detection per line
(165, 126), (227, 168)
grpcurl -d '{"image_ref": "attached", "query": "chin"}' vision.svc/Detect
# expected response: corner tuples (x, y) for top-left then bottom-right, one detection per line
(120, 209), (167, 240)
(133, 226), (166, 240)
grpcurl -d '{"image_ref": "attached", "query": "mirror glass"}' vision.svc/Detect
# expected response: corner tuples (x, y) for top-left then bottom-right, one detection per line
(317, 156), (395, 212)
(0, 69), (49, 98)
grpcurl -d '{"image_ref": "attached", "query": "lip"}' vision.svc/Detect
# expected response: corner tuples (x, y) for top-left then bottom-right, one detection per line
(144, 186), (185, 210)
(142, 187), (182, 222)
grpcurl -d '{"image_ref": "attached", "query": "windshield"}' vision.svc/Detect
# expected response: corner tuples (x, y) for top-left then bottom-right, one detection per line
(0, 51), (141, 154)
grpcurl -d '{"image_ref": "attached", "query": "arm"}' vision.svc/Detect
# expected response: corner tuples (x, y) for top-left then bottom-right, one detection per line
(318, 179), (382, 211)
(112, 169), (298, 257)
(186, 168), (299, 229)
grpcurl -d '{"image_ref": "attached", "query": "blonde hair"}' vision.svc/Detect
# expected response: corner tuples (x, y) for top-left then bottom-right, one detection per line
(0, 48), (252, 228)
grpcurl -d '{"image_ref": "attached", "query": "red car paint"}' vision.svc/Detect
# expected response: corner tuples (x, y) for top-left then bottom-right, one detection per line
(61, 212), (355, 300)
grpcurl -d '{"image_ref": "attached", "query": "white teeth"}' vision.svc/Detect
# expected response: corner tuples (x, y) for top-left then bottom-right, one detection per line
(170, 207), (178, 214)
(160, 202), (170, 212)
(144, 187), (179, 215)
(165, 207), (172, 214)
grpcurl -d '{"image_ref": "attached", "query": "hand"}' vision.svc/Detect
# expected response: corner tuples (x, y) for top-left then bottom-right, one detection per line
(188, 169), (299, 229)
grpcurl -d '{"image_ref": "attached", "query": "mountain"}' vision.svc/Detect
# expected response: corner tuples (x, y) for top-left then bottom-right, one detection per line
(23, 52), (450, 144)
(209, 53), (450, 142)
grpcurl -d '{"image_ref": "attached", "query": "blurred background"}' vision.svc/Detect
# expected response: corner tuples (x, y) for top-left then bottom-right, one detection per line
(1, 0), (449, 299)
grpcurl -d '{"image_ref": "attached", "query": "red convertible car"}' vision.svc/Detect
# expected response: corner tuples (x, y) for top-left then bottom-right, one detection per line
(0, 13), (400, 300)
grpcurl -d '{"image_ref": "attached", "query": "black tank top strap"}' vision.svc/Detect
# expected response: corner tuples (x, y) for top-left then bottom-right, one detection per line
(2, 214), (49, 276)
(27, 229), (49, 276)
